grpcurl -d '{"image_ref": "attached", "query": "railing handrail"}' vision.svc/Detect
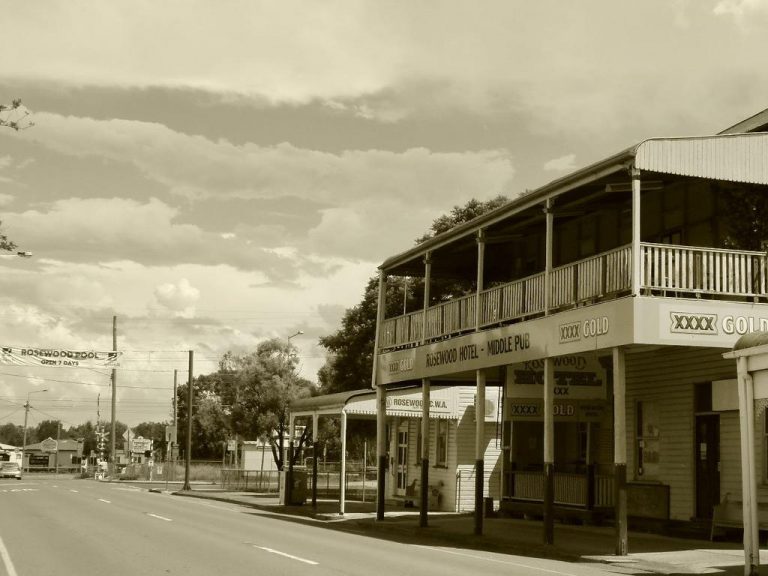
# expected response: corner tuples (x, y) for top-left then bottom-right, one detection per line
(552, 243), (632, 273)
(479, 270), (545, 298)
(641, 242), (767, 257)
(380, 242), (768, 349)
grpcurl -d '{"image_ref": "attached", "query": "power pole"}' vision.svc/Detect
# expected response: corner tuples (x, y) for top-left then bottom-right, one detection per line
(182, 351), (193, 491)
(55, 421), (61, 474)
(110, 315), (117, 478)
(172, 369), (177, 480)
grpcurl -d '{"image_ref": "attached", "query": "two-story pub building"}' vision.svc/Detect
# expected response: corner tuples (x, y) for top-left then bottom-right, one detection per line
(371, 108), (768, 551)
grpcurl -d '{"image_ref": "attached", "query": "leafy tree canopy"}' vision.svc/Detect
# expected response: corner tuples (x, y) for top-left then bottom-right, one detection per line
(176, 338), (314, 466)
(0, 99), (33, 131)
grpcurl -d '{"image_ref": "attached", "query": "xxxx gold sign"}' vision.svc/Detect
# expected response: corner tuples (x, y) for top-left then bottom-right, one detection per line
(670, 312), (718, 335)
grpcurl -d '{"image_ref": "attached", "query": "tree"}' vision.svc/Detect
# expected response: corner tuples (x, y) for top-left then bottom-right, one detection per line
(318, 196), (510, 396)
(0, 220), (16, 253)
(720, 184), (768, 251)
(0, 99), (33, 132)
(0, 423), (24, 446)
(34, 420), (62, 441)
(175, 381), (228, 461)
(221, 339), (314, 470)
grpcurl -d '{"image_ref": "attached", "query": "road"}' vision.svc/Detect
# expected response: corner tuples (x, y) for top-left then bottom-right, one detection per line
(0, 475), (616, 576)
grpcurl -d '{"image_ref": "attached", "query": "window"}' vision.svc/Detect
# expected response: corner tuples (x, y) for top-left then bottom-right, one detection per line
(636, 401), (660, 480)
(436, 420), (449, 467)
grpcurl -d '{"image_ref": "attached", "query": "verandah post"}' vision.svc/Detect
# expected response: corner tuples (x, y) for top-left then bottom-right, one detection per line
(420, 379), (430, 528)
(543, 356), (554, 545)
(613, 346), (628, 556)
(475, 369), (486, 535)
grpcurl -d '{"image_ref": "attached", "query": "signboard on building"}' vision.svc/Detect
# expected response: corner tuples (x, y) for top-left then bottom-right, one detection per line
(638, 299), (768, 349)
(40, 437), (58, 453)
(29, 454), (50, 467)
(345, 386), (460, 419)
(378, 298), (632, 385)
(131, 436), (152, 454)
(505, 353), (607, 399)
(505, 399), (607, 422)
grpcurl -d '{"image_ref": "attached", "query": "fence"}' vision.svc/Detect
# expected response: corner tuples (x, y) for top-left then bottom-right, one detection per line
(219, 461), (377, 500)
(220, 468), (281, 493)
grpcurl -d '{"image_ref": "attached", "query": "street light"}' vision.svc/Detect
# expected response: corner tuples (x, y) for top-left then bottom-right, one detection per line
(21, 389), (48, 476)
(287, 330), (304, 341)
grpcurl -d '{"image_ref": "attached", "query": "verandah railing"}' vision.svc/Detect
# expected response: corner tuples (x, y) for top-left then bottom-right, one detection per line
(504, 468), (614, 509)
(380, 243), (768, 349)
(640, 243), (768, 297)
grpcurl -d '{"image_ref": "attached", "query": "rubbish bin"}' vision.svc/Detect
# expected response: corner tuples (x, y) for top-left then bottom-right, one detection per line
(279, 467), (307, 505)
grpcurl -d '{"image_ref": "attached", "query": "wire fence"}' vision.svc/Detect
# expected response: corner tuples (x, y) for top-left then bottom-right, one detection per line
(220, 461), (378, 501)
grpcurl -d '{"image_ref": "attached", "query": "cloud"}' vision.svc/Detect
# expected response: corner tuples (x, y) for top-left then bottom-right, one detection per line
(7, 196), (316, 281)
(17, 113), (516, 263)
(543, 154), (577, 173)
(153, 278), (200, 317)
(714, 0), (768, 18)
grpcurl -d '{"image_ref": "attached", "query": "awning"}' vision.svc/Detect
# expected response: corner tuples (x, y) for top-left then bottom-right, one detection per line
(346, 386), (460, 419)
(635, 133), (768, 185)
(290, 386), (461, 420)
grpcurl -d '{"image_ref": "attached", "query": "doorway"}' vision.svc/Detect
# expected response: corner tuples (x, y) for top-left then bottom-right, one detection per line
(695, 414), (720, 519)
(395, 421), (408, 495)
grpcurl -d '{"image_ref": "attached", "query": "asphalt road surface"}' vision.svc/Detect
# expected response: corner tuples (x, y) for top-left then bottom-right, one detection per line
(0, 475), (616, 576)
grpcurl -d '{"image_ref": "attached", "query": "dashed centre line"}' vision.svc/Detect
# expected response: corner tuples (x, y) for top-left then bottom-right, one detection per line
(147, 513), (173, 522)
(97, 498), (111, 504)
(253, 546), (318, 566)
(70, 489), (79, 493)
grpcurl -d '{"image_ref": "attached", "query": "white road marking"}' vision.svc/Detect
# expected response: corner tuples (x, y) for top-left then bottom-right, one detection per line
(147, 513), (173, 522)
(412, 546), (581, 576)
(98, 498), (111, 504)
(253, 546), (318, 566)
(0, 536), (19, 576)
(70, 489), (79, 493)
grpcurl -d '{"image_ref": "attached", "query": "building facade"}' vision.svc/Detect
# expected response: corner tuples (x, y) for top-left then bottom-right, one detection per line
(371, 109), (768, 546)
(291, 385), (502, 513)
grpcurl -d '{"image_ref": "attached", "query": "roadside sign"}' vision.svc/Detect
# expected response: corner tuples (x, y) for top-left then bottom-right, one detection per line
(165, 425), (177, 443)
(227, 440), (236, 452)
(131, 436), (152, 454)
(40, 437), (58, 453)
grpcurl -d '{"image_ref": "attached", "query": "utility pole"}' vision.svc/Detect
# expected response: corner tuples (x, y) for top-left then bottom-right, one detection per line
(110, 315), (117, 478)
(21, 389), (48, 475)
(182, 351), (193, 491)
(55, 421), (61, 474)
(172, 369), (177, 481)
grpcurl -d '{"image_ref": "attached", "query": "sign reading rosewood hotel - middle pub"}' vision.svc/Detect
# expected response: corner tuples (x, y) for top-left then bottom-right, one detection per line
(377, 298), (633, 385)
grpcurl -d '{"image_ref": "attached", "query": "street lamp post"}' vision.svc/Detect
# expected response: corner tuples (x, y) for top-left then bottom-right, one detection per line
(21, 389), (48, 475)
(287, 330), (304, 341)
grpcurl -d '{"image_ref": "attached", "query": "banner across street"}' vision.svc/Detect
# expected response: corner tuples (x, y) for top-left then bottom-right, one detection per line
(0, 346), (121, 368)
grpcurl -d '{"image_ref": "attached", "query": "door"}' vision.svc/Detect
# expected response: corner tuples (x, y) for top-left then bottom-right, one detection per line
(695, 414), (720, 519)
(395, 422), (408, 494)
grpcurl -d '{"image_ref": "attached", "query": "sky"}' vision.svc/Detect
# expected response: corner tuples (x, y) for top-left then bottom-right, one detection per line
(1, 0), (768, 432)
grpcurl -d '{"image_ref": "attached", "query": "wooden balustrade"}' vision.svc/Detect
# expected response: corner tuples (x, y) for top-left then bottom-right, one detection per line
(505, 469), (607, 508)
(641, 243), (768, 297)
(379, 244), (768, 349)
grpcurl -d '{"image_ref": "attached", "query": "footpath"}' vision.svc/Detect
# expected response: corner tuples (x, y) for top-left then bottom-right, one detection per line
(161, 484), (768, 575)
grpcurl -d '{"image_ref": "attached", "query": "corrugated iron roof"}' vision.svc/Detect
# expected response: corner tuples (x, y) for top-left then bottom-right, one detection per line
(635, 133), (768, 185)
(380, 132), (768, 273)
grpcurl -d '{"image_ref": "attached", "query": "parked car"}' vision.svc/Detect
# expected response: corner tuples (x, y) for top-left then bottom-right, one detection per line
(0, 462), (21, 479)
